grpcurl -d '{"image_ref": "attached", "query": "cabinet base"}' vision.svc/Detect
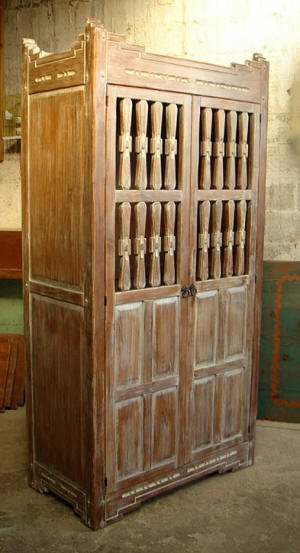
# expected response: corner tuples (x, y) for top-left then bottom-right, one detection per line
(28, 440), (252, 530)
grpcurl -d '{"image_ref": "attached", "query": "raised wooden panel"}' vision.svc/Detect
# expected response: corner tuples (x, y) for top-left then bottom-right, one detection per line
(222, 368), (244, 439)
(115, 302), (144, 388)
(116, 397), (143, 479)
(152, 297), (179, 378)
(151, 388), (177, 467)
(29, 88), (85, 288)
(225, 285), (247, 358)
(31, 295), (85, 486)
(194, 290), (218, 367)
(192, 376), (215, 450)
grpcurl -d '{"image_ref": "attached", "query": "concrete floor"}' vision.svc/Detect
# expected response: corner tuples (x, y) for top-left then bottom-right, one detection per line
(0, 408), (299, 553)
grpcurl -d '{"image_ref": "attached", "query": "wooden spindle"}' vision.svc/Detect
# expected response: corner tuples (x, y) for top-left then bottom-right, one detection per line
(234, 200), (247, 275)
(197, 200), (211, 281)
(224, 111), (237, 189)
(164, 104), (178, 190)
(118, 98), (132, 190)
(199, 108), (212, 189)
(118, 202), (131, 290)
(149, 202), (162, 286)
(210, 200), (222, 279)
(237, 112), (249, 189)
(150, 102), (163, 190)
(133, 202), (147, 289)
(212, 109), (225, 189)
(135, 100), (148, 190)
(222, 200), (235, 277)
(163, 201), (176, 285)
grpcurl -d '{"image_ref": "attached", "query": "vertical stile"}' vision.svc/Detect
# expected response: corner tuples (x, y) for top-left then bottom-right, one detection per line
(210, 200), (223, 278)
(212, 109), (225, 189)
(118, 98), (132, 189)
(224, 111), (237, 189)
(245, 201), (252, 274)
(234, 200), (247, 275)
(150, 102), (163, 190)
(135, 100), (148, 190)
(164, 104), (178, 190)
(118, 202), (131, 290)
(149, 202), (162, 286)
(163, 201), (176, 285)
(197, 200), (211, 281)
(237, 112), (249, 189)
(133, 202), (147, 289)
(222, 200), (235, 276)
(199, 108), (212, 189)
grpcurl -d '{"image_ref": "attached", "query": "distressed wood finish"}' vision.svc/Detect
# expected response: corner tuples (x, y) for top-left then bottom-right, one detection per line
(135, 100), (148, 190)
(22, 21), (268, 529)
(150, 102), (163, 190)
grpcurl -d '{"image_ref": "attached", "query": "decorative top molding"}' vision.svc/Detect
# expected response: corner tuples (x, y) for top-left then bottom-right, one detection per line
(23, 19), (268, 100)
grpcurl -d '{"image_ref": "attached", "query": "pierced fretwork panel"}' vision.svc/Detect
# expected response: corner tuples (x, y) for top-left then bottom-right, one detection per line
(196, 200), (250, 281)
(116, 98), (180, 190)
(199, 108), (253, 190)
(116, 201), (178, 291)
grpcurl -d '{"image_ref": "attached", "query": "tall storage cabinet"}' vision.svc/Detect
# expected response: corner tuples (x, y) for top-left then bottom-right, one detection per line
(22, 20), (268, 529)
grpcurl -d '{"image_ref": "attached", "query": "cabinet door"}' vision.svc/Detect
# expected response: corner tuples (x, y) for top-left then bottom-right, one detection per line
(187, 96), (261, 460)
(105, 86), (191, 493)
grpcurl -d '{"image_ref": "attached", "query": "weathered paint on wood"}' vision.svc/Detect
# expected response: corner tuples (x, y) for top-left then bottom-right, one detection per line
(258, 261), (300, 423)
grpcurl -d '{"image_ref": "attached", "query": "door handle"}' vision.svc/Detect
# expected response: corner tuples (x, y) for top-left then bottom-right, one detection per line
(181, 284), (197, 298)
(180, 284), (189, 298)
(189, 283), (197, 297)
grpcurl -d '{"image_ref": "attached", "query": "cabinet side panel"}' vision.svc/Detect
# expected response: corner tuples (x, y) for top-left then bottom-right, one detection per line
(31, 294), (86, 487)
(29, 88), (85, 288)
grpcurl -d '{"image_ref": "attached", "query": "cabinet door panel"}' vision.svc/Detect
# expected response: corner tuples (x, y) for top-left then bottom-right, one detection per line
(222, 368), (244, 440)
(187, 96), (260, 462)
(152, 297), (179, 378)
(115, 303), (144, 388)
(194, 291), (218, 368)
(116, 397), (143, 480)
(192, 376), (215, 450)
(224, 285), (247, 359)
(106, 85), (191, 492)
(151, 388), (178, 466)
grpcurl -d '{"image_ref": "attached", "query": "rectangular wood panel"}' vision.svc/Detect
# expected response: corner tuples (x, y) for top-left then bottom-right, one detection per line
(116, 397), (143, 479)
(151, 388), (177, 467)
(222, 368), (244, 440)
(192, 376), (215, 450)
(224, 285), (247, 359)
(29, 88), (85, 288)
(152, 297), (179, 378)
(115, 302), (144, 388)
(194, 291), (218, 367)
(31, 295), (86, 487)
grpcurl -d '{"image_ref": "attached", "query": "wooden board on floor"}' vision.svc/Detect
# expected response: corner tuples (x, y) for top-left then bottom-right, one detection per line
(0, 334), (25, 411)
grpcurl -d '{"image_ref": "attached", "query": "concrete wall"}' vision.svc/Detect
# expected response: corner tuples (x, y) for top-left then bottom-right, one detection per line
(2, 0), (300, 260)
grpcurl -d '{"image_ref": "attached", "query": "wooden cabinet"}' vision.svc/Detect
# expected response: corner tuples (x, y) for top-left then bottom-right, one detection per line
(21, 20), (268, 529)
